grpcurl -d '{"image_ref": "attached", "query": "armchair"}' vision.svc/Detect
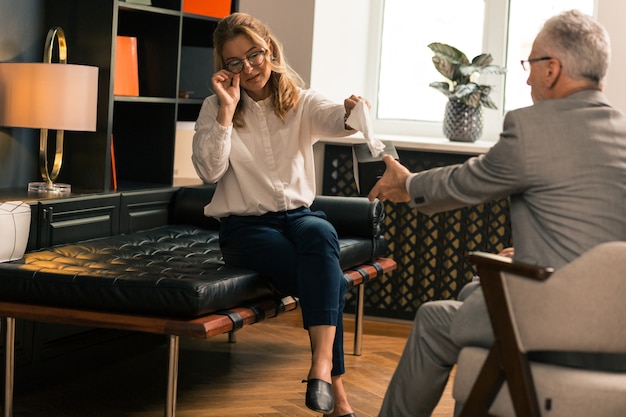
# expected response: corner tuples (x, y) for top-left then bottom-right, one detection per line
(453, 241), (626, 417)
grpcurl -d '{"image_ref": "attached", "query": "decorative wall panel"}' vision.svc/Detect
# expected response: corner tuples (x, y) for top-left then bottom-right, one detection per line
(324, 145), (512, 321)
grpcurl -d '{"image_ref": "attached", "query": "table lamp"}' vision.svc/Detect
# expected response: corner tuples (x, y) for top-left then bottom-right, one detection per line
(0, 27), (98, 195)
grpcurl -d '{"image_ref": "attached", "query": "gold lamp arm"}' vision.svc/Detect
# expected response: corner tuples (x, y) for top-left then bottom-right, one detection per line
(45, 27), (67, 64)
(39, 129), (64, 185)
(39, 27), (67, 186)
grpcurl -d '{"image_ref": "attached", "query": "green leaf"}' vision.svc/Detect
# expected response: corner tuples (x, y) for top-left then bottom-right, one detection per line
(471, 53), (493, 67)
(480, 95), (499, 110)
(432, 56), (457, 82)
(459, 65), (481, 77)
(462, 92), (482, 108)
(453, 82), (479, 98)
(480, 65), (508, 75)
(428, 42), (469, 65)
(429, 81), (454, 98)
(460, 64), (507, 77)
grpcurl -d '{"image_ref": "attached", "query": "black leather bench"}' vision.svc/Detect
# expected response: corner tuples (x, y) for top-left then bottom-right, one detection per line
(0, 185), (396, 417)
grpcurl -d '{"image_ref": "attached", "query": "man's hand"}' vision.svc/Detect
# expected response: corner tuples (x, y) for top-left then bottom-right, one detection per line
(368, 155), (412, 203)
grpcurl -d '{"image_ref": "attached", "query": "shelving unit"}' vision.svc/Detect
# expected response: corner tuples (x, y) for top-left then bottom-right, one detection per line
(43, 0), (237, 192)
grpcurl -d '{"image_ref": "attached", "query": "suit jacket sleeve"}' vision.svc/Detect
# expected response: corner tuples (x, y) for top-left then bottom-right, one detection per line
(408, 111), (530, 215)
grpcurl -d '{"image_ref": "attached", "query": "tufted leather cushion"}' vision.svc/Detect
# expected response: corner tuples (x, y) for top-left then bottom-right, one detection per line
(0, 225), (266, 317)
(0, 224), (385, 318)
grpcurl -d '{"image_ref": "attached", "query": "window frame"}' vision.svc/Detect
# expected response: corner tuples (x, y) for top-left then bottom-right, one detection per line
(364, 0), (510, 142)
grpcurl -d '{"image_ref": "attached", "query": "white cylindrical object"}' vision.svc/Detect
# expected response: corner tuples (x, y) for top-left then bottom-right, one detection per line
(0, 201), (31, 262)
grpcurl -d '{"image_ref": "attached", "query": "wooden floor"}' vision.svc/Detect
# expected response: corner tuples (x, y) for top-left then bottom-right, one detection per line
(10, 313), (455, 417)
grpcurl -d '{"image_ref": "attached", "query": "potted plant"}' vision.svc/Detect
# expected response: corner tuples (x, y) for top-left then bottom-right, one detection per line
(428, 42), (506, 142)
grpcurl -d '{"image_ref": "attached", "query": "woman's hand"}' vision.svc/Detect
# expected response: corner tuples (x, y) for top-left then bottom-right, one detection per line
(212, 70), (240, 126)
(212, 69), (240, 106)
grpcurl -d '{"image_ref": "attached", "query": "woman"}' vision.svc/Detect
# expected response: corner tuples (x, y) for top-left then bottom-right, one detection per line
(192, 12), (364, 417)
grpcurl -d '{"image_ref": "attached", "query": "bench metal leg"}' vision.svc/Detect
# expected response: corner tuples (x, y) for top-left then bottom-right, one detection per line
(353, 285), (365, 356)
(165, 335), (180, 417)
(3, 317), (15, 417)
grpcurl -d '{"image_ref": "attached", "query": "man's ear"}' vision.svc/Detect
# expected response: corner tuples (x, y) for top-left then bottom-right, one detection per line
(546, 58), (562, 88)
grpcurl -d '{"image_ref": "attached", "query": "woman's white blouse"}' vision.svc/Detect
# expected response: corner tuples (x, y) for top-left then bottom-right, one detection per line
(192, 89), (352, 218)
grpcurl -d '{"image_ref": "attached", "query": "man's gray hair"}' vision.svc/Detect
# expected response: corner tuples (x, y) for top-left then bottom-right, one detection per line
(540, 9), (610, 85)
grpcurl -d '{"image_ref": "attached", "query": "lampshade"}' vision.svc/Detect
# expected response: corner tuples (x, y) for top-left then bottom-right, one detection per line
(0, 26), (99, 196)
(0, 63), (98, 131)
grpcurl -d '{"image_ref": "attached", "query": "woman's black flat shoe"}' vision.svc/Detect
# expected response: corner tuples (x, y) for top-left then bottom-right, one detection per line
(303, 378), (334, 413)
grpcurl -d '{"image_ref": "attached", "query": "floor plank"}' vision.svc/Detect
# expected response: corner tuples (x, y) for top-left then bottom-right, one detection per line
(10, 312), (455, 416)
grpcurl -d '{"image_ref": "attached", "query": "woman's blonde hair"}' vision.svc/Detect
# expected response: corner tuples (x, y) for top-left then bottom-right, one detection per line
(213, 12), (305, 127)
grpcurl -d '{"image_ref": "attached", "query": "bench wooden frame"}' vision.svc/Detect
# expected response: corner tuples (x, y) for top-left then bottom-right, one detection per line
(0, 257), (396, 417)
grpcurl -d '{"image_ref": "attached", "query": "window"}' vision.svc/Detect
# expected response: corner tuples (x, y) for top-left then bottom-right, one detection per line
(370, 0), (596, 140)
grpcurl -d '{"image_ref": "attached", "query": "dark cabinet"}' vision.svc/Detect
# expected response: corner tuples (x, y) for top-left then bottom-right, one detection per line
(28, 188), (179, 249)
(120, 188), (177, 233)
(35, 194), (120, 248)
(43, 0), (237, 192)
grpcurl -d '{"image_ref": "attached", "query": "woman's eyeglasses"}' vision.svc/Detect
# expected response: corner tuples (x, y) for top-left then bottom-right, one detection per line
(224, 50), (266, 74)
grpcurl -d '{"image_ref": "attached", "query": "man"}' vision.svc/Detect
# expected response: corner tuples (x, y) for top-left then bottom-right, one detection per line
(368, 10), (626, 417)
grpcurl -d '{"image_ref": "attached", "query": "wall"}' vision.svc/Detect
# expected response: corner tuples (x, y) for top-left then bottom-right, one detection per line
(597, 0), (626, 113)
(239, 0), (315, 86)
(0, 0), (43, 188)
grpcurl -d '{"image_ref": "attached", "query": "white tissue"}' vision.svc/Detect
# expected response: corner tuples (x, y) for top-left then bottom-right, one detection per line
(346, 100), (386, 157)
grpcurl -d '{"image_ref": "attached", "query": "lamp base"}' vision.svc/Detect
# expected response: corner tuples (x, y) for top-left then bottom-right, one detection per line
(28, 182), (71, 196)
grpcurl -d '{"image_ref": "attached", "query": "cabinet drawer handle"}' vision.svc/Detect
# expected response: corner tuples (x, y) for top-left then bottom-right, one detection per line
(43, 207), (54, 220)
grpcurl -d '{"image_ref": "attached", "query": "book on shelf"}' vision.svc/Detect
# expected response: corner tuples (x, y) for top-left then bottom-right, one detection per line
(183, 0), (231, 18)
(114, 36), (139, 97)
(174, 122), (202, 185)
(110, 135), (118, 190)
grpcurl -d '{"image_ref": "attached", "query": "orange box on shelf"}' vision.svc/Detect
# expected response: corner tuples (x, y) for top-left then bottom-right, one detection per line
(183, 0), (232, 18)
(114, 36), (139, 96)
